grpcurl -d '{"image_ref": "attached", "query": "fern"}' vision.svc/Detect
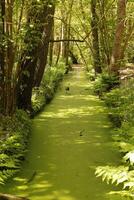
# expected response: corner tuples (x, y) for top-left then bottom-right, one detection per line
(95, 165), (134, 196)
(123, 151), (134, 165)
(118, 142), (134, 153)
(95, 166), (129, 185)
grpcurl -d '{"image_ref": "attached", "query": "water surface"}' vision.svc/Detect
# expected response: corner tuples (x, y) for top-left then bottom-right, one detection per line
(0, 67), (126, 200)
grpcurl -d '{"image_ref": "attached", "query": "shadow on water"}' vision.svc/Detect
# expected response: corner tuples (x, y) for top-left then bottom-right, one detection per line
(0, 67), (128, 200)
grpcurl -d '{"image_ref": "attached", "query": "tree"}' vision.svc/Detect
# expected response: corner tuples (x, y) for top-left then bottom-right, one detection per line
(34, 4), (55, 87)
(91, 0), (102, 74)
(17, 1), (55, 111)
(0, 0), (15, 115)
(110, 0), (127, 75)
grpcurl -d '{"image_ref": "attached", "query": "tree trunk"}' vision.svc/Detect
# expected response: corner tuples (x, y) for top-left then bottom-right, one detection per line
(98, 0), (111, 67)
(49, 17), (54, 66)
(0, 0), (5, 114)
(34, 5), (55, 87)
(55, 37), (61, 65)
(110, 0), (127, 75)
(0, 0), (15, 115)
(17, 2), (54, 111)
(17, 51), (37, 111)
(91, 0), (102, 74)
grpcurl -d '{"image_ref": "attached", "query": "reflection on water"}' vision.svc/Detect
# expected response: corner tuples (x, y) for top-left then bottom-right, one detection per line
(0, 67), (127, 200)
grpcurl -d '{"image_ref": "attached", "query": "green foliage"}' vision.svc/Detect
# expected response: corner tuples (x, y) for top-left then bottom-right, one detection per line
(0, 110), (31, 184)
(96, 166), (129, 185)
(32, 62), (66, 114)
(104, 79), (134, 127)
(96, 165), (134, 196)
(95, 79), (134, 197)
(93, 73), (119, 97)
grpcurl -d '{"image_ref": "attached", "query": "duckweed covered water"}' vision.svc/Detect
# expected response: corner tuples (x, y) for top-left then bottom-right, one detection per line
(0, 67), (127, 200)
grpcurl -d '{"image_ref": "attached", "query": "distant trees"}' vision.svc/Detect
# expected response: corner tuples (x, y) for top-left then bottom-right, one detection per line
(90, 0), (134, 77)
(0, 0), (133, 116)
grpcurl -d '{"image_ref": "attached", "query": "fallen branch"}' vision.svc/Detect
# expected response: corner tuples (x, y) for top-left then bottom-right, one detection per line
(0, 193), (29, 200)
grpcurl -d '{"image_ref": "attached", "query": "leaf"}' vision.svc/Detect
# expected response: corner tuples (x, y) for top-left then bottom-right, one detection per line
(124, 151), (134, 165)
(95, 166), (129, 185)
(123, 181), (134, 189)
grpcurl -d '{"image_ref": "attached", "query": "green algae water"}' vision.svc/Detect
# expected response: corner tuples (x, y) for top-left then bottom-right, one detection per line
(0, 67), (127, 200)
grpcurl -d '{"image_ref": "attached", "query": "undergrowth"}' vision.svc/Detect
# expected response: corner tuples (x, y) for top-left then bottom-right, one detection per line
(93, 73), (119, 97)
(32, 62), (66, 114)
(0, 110), (31, 184)
(93, 76), (134, 198)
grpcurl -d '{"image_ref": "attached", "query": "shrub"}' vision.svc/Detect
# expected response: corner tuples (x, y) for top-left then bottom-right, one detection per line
(93, 73), (119, 97)
(95, 79), (134, 198)
(32, 62), (66, 114)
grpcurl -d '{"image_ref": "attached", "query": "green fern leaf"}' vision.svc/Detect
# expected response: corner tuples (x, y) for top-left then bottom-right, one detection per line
(124, 151), (134, 165)
(95, 166), (129, 185)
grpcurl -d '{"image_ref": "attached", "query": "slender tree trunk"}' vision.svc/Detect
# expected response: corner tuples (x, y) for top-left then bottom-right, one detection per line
(110, 0), (127, 75)
(49, 16), (54, 66)
(5, 0), (14, 115)
(91, 0), (102, 74)
(65, 0), (74, 66)
(0, 0), (15, 115)
(98, 0), (111, 67)
(55, 37), (61, 65)
(0, 1), (5, 114)
(61, 20), (64, 58)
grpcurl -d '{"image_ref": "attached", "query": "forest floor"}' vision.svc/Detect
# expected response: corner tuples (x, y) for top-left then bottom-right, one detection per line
(0, 66), (126, 200)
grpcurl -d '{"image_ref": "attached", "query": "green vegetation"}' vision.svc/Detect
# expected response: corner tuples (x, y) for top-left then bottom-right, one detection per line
(32, 62), (66, 114)
(0, 62), (66, 185)
(0, 110), (31, 184)
(95, 77), (134, 198)
(0, 0), (133, 199)
(0, 68), (122, 200)
(93, 73), (119, 97)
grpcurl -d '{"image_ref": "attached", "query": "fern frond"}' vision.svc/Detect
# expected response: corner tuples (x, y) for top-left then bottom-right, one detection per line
(123, 151), (134, 165)
(95, 166), (129, 185)
(118, 142), (134, 153)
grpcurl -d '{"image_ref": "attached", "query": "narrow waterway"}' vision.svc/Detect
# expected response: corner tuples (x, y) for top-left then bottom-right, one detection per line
(0, 67), (125, 200)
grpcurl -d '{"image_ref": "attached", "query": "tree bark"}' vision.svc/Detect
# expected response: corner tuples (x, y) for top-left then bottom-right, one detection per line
(0, 0), (15, 115)
(17, 50), (37, 111)
(91, 0), (102, 74)
(34, 5), (55, 87)
(49, 17), (54, 66)
(0, 1), (5, 113)
(110, 0), (127, 75)
(17, 1), (49, 112)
